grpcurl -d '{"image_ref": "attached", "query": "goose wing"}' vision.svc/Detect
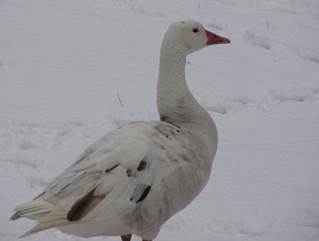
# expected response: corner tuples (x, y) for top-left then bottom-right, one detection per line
(13, 122), (170, 236)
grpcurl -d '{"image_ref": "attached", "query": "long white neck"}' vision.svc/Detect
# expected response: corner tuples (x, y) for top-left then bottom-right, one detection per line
(156, 39), (214, 132)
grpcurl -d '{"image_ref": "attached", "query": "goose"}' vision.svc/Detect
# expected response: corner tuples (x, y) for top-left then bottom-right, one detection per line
(11, 20), (230, 241)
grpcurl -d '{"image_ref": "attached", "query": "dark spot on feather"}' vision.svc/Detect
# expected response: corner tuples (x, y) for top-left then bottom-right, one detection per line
(137, 160), (147, 171)
(160, 116), (169, 122)
(136, 185), (151, 203)
(154, 124), (176, 140)
(105, 164), (119, 173)
(154, 125), (168, 136)
(67, 188), (104, 221)
(10, 213), (21, 220)
(126, 169), (132, 177)
(59, 183), (72, 194)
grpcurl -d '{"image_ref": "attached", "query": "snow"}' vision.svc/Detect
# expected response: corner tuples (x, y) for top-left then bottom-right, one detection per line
(1, 0), (319, 241)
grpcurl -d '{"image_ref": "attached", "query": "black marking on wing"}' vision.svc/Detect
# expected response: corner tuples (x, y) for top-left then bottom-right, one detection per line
(160, 116), (169, 122)
(136, 185), (151, 203)
(67, 188), (104, 221)
(126, 169), (132, 177)
(154, 123), (181, 141)
(105, 164), (119, 173)
(137, 160), (147, 171)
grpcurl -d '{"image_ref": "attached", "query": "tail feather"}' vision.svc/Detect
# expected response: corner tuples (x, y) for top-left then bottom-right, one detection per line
(11, 199), (53, 220)
(20, 211), (69, 237)
(11, 200), (70, 237)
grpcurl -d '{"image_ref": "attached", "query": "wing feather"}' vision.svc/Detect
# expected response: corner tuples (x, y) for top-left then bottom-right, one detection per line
(13, 122), (162, 236)
(12, 121), (191, 239)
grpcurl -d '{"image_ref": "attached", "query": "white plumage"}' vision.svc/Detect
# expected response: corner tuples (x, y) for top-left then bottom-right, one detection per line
(11, 21), (230, 241)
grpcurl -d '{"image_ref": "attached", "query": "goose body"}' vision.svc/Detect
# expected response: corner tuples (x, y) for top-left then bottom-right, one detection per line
(11, 21), (230, 241)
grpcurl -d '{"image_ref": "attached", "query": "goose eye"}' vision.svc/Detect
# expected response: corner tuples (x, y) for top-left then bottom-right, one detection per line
(192, 28), (199, 33)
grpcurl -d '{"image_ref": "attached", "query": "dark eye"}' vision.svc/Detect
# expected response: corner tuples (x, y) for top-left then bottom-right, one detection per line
(192, 28), (199, 33)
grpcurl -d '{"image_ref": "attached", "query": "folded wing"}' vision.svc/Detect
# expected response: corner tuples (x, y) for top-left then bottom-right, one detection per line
(12, 122), (161, 237)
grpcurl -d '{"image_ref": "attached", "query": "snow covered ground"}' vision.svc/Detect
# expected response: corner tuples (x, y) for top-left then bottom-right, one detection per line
(1, 0), (319, 240)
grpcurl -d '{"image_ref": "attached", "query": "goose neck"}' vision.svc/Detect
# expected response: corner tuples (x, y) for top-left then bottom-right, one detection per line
(157, 47), (207, 126)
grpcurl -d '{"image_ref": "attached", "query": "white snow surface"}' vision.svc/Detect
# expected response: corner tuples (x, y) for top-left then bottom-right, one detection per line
(1, 0), (319, 241)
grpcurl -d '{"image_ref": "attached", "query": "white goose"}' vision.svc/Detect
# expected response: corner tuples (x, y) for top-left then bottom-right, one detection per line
(11, 21), (230, 241)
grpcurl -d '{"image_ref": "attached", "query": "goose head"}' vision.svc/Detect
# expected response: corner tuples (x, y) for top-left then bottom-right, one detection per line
(161, 21), (230, 55)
